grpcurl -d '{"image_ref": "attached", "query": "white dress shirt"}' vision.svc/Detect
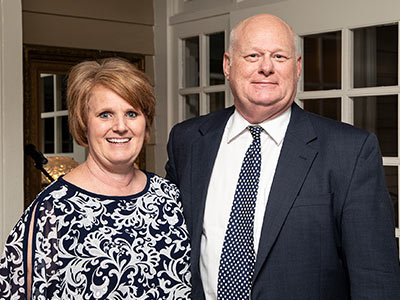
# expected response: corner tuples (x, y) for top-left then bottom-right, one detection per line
(199, 107), (291, 299)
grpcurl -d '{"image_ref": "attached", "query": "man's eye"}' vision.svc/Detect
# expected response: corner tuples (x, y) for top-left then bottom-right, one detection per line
(99, 112), (111, 118)
(274, 54), (287, 61)
(127, 111), (138, 118)
(245, 54), (259, 61)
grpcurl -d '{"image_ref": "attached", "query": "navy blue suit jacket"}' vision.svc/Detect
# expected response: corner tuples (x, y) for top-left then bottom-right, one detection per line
(166, 103), (400, 299)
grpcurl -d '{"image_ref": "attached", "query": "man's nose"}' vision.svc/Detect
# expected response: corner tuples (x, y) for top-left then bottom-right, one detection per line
(259, 56), (274, 75)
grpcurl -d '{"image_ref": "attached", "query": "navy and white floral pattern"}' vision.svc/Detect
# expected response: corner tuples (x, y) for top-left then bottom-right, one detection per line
(0, 172), (191, 299)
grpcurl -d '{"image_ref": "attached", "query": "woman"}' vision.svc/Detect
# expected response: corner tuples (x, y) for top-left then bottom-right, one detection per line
(0, 58), (191, 299)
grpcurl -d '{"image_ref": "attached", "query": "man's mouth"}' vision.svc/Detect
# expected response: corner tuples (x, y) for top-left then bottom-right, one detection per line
(252, 81), (277, 85)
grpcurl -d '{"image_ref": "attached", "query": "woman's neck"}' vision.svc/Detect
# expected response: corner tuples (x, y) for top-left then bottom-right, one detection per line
(63, 157), (147, 196)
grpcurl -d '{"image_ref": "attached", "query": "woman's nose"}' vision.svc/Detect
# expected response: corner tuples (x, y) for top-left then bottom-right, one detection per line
(112, 116), (128, 132)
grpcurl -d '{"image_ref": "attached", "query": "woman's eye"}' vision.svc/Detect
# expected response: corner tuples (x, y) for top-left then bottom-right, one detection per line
(99, 112), (111, 119)
(127, 111), (138, 118)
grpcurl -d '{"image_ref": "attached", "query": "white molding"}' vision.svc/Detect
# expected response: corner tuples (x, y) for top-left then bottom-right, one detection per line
(154, 0), (171, 176)
(298, 86), (400, 99)
(170, 0), (284, 25)
(0, 0), (23, 250)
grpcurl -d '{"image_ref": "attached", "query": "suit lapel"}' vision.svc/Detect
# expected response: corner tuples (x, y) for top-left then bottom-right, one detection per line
(190, 107), (234, 269)
(253, 104), (319, 280)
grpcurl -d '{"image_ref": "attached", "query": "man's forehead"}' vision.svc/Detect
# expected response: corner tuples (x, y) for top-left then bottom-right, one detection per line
(235, 34), (295, 53)
(235, 26), (293, 48)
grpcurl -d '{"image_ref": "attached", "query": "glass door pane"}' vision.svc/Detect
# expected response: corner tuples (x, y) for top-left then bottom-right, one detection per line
(57, 116), (73, 153)
(183, 36), (200, 88)
(302, 98), (341, 121)
(57, 74), (68, 111)
(353, 24), (398, 88)
(184, 94), (200, 119)
(209, 92), (225, 113)
(353, 95), (398, 157)
(41, 74), (55, 112)
(303, 31), (341, 91)
(40, 73), (73, 155)
(42, 118), (55, 153)
(209, 32), (225, 85)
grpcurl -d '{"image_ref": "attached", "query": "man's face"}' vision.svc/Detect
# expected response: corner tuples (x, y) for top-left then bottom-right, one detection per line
(224, 15), (302, 123)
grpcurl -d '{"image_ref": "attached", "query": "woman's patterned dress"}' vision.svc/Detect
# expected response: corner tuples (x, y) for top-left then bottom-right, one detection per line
(0, 172), (191, 299)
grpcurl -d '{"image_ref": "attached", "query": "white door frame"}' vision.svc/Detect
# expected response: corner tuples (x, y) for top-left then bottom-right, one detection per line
(0, 0), (24, 250)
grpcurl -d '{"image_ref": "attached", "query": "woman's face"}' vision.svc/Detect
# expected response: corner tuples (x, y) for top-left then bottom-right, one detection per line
(86, 85), (146, 171)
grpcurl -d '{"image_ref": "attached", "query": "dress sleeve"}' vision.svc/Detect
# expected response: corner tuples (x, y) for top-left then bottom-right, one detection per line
(30, 193), (60, 298)
(0, 190), (60, 300)
(0, 202), (35, 299)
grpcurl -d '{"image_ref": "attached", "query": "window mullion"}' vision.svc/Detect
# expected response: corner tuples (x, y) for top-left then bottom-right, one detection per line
(200, 33), (208, 116)
(52, 75), (58, 153)
(342, 28), (353, 125)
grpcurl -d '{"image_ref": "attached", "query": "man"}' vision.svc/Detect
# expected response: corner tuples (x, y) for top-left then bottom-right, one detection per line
(166, 14), (400, 299)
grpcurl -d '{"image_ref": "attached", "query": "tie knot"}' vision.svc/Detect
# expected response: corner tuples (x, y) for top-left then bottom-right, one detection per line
(248, 125), (262, 139)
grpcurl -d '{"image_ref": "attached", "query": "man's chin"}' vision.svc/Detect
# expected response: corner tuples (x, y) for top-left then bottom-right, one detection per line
(247, 97), (282, 107)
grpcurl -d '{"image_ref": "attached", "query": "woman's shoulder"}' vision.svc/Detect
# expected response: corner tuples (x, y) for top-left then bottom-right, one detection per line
(145, 171), (180, 200)
(147, 172), (179, 190)
(34, 177), (76, 203)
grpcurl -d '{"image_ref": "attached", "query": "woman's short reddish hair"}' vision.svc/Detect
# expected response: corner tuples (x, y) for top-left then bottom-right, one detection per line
(67, 57), (155, 146)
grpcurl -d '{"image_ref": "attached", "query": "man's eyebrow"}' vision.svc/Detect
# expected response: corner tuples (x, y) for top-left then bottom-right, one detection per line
(239, 47), (292, 56)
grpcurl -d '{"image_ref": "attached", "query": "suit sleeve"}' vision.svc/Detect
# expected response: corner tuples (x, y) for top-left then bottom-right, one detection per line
(165, 125), (179, 185)
(341, 133), (400, 299)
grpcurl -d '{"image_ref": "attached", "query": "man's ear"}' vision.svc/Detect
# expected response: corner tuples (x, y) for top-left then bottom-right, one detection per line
(223, 52), (231, 80)
(296, 54), (302, 79)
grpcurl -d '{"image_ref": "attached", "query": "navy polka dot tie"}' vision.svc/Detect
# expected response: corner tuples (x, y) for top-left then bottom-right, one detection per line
(217, 125), (263, 300)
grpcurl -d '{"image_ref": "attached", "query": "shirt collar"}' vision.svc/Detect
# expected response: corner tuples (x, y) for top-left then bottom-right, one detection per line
(226, 107), (291, 145)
